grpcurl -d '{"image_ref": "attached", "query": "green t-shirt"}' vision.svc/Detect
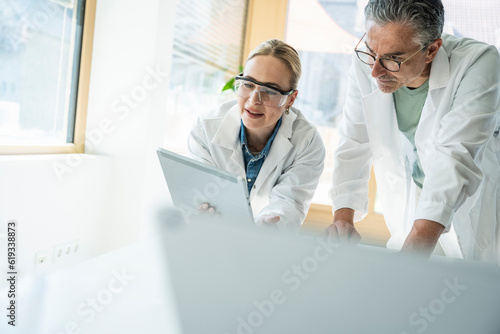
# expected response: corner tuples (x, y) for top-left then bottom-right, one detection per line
(392, 80), (429, 188)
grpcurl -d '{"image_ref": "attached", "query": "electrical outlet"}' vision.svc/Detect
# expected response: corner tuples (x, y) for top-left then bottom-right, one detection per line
(65, 243), (72, 256)
(53, 239), (81, 262)
(69, 240), (80, 255)
(35, 250), (49, 268)
(53, 243), (66, 262)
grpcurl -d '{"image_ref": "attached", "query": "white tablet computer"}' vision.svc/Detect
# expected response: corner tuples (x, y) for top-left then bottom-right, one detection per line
(157, 148), (254, 224)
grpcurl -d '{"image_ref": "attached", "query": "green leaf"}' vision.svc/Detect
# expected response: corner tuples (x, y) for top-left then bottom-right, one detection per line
(220, 66), (243, 93)
(220, 77), (235, 93)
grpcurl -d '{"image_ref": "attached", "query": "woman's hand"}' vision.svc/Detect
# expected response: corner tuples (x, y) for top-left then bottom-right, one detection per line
(255, 214), (281, 226)
(197, 202), (216, 214)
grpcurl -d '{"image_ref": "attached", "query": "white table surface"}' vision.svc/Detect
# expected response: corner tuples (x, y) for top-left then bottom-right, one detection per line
(3, 226), (500, 334)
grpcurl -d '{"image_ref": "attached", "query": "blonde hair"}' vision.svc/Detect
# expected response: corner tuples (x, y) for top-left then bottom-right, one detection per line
(245, 39), (302, 90)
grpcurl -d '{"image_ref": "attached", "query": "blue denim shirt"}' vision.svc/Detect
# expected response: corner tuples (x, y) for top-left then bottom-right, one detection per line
(240, 117), (282, 194)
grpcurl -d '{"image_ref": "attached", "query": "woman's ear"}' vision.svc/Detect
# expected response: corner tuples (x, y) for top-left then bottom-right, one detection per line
(288, 89), (299, 107)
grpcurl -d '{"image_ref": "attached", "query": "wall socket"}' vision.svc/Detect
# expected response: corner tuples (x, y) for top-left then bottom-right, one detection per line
(53, 240), (80, 262)
(35, 250), (49, 268)
(34, 240), (81, 268)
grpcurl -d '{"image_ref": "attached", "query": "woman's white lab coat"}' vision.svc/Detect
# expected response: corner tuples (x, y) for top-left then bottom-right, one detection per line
(331, 34), (500, 261)
(188, 100), (325, 232)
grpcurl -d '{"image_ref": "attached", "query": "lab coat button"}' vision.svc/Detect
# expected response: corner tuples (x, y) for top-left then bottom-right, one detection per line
(253, 185), (256, 189)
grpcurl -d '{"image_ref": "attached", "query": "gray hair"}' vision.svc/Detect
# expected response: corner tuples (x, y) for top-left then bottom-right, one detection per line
(364, 0), (445, 48)
(245, 39), (302, 90)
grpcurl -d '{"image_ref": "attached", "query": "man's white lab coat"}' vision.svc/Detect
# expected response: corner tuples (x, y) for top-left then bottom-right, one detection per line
(331, 34), (500, 261)
(189, 100), (325, 232)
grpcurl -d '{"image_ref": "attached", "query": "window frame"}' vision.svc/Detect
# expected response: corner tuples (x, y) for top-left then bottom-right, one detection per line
(0, 0), (96, 155)
(241, 0), (288, 62)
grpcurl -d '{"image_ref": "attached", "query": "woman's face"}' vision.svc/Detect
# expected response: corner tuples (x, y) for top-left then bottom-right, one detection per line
(238, 55), (297, 135)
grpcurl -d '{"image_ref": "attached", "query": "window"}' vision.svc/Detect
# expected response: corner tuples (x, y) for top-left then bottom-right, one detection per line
(286, 0), (361, 206)
(284, 0), (390, 245)
(0, 0), (95, 154)
(163, 0), (248, 153)
(443, 0), (500, 48)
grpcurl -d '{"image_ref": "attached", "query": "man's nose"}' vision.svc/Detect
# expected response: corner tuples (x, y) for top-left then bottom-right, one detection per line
(370, 59), (387, 78)
(249, 89), (262, 104)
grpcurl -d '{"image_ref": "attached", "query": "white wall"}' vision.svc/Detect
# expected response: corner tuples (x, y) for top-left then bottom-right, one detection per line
(0, 0), (177, 282)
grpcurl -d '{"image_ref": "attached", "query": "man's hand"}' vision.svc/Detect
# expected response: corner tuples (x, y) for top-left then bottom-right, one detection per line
(401, 219), (444, 257)
(324, 208), (361, 244)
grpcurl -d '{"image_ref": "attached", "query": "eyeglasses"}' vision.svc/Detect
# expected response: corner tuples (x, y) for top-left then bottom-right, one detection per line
(354, 33), (426, 72)
(234, 74), (294, 107)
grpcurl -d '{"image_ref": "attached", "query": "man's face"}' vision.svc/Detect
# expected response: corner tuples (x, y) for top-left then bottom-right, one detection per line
(364, 21), (432, 93)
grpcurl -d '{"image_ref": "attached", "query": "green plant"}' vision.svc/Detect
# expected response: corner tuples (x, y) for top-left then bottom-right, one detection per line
(220, 65), (243, 93)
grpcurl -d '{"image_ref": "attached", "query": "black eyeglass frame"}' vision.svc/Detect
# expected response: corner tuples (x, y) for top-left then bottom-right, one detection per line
(234, 73), (295, 96)
(354, 33), (427, 73)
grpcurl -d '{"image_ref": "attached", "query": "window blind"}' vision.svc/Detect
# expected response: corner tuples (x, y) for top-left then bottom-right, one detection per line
(172, 0), (248, 73)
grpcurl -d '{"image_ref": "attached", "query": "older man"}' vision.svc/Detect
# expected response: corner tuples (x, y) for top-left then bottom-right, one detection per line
(327, 0), (500, 261)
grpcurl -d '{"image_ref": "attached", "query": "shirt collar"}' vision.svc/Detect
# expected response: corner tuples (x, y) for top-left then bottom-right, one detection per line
(240, 117), (283, 158)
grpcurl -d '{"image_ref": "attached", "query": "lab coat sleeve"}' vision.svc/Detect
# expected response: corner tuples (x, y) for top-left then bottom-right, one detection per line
(187, 117), (217, 167)
(329, 58), (373, 222)
(416, 45), (500, 229)
(256, 125), (325, 232)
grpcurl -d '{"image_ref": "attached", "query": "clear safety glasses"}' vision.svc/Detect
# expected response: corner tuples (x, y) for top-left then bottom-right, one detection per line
(234, 74), (294, 107)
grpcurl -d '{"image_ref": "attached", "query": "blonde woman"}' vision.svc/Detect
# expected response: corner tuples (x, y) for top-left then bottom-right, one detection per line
(188, 39), (325, 232)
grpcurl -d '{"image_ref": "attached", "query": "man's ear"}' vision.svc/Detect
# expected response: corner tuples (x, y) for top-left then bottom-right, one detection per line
(425, 38), (443, 63)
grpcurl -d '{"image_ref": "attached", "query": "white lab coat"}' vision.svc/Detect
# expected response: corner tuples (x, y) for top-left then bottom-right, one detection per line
(331, 34), (500, 261)
(188, 100), (325, 232)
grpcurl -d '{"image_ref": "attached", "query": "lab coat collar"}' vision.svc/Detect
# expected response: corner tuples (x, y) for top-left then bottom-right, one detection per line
(279, 107), (297, 139)
(428, 44), (450, 91)
(418, 44), (450, 129)
(211, 104), (246, 174)
(361, 89), (402, 159)
(212, 104), (241, 151)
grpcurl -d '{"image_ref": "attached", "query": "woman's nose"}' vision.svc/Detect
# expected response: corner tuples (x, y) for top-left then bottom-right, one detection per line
(248, 89), (262, 104)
